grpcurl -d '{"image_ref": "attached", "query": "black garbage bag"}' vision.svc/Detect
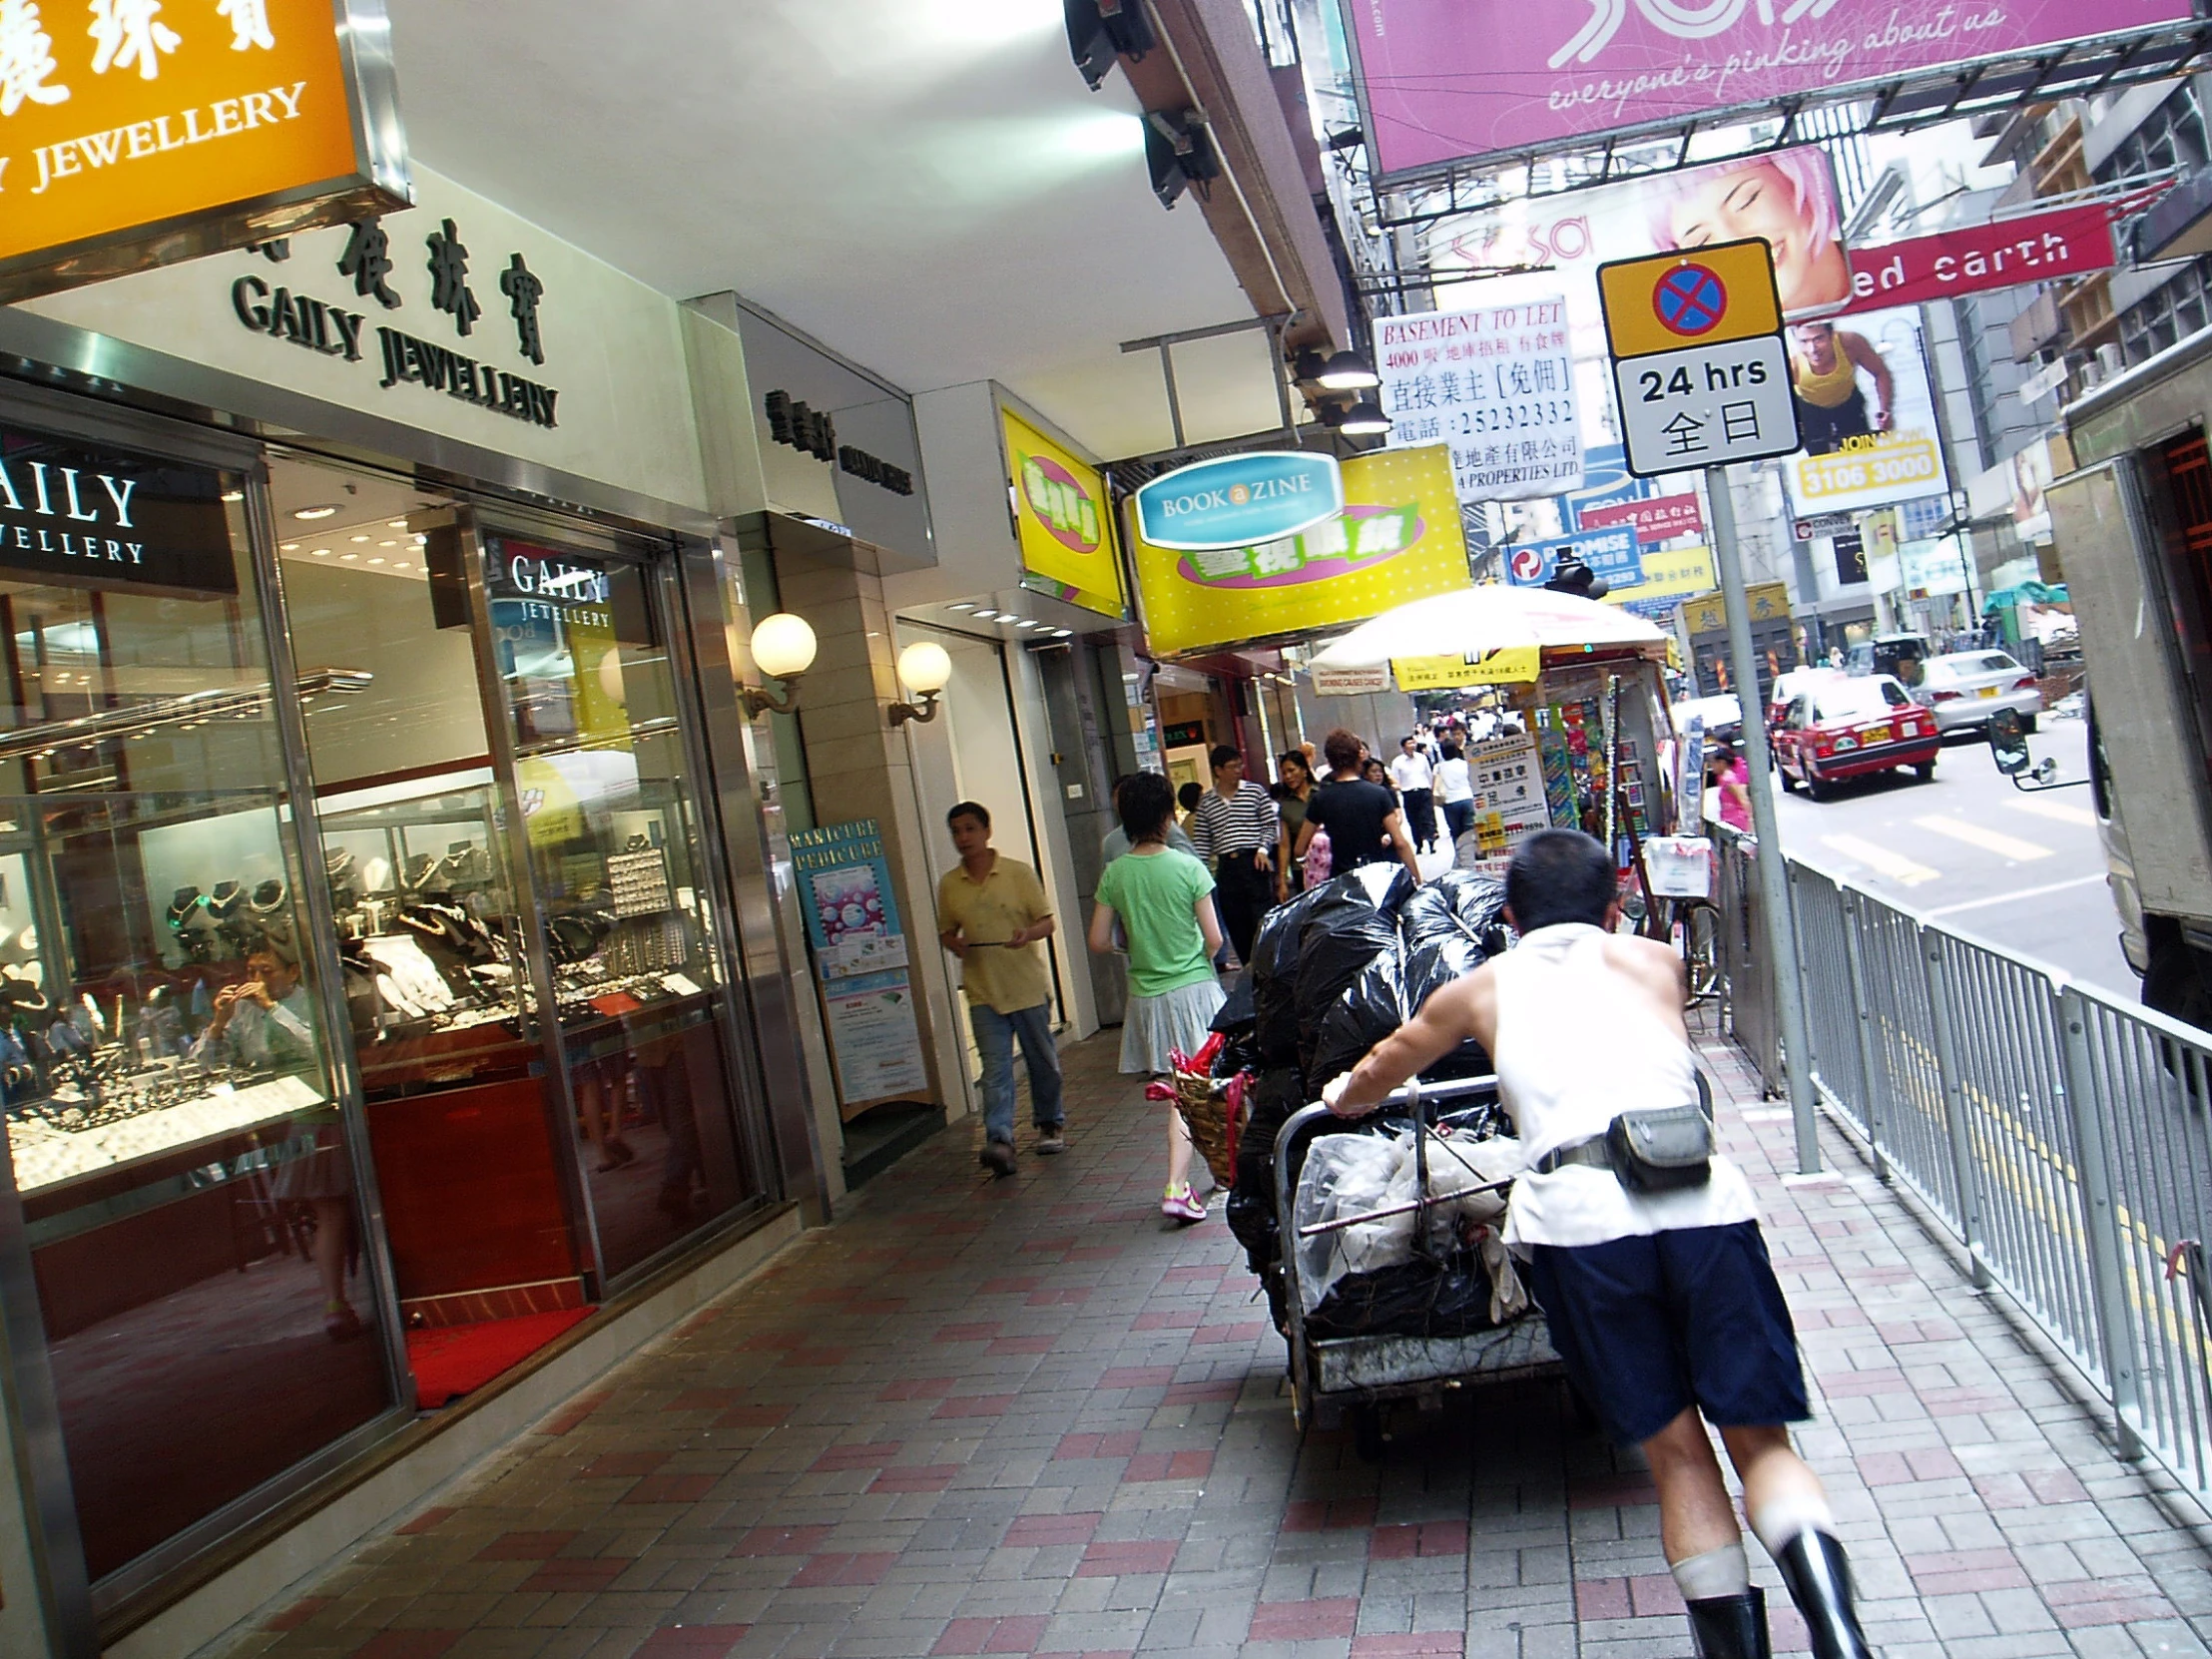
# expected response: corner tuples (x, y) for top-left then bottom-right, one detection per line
(1213, 965), (1256, 1033)
(1251, 883), (1339, 1066)
(1310, 940), (1406, 1089)
(1227, 1063), (1305, 1273)
(1400, 869), (1510, 955)
(1402, 933), (1494, 1082)
(1305, 1248), (1500, 1341)
(1293, 866), (1414, 1076)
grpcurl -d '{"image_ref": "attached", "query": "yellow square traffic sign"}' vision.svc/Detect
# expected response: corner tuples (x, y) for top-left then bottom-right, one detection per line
(1598, 238), (1785, 361)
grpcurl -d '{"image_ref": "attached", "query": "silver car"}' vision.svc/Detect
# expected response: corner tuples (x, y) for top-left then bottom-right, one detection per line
(1916, 650), (2044, 735)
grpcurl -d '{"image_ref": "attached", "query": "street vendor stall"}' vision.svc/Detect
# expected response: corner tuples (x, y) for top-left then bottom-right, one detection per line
(1309, 587), (1682, 877)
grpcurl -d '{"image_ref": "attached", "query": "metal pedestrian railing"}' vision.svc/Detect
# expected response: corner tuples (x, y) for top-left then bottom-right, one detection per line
(1719, 833), (2212, 1506)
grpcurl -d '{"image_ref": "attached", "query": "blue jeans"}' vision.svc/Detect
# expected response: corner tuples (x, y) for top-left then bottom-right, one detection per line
(970, 1001), (1063, 1144)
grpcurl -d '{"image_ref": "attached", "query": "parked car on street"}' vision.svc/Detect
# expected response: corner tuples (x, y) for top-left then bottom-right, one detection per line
(1773, 674), (1941, 798)
(1915, 650), (2044, 737)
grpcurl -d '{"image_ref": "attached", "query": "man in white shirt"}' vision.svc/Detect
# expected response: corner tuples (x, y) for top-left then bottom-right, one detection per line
(1387, 735), (1439, 854)
(1323, 830), (1873, 1659)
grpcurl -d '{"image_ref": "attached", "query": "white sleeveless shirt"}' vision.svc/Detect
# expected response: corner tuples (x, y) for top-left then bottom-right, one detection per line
(1494, 923), (1758, 1250)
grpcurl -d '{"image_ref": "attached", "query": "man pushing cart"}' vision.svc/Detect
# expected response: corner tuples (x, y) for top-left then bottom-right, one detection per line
(1323, 830), (1874, 1659)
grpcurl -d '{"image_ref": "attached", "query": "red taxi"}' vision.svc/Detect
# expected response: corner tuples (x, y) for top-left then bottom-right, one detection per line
(1773, 674), (1940, 799)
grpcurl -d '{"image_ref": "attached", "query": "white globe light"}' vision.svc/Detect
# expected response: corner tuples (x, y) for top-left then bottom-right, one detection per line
(750, 612), (818, 681)
(897, 640), (953, 696)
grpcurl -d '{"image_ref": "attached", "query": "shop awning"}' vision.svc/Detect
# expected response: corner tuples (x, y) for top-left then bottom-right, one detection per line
(1309, 584), (1668, 683)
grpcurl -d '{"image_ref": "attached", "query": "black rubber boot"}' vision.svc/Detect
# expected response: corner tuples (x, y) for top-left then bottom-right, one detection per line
(1774, 1529), (1874, 1659)
(1687, 1587), (1771, 1659)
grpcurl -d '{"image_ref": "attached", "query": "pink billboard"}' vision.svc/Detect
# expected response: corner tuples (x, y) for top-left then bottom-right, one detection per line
(1350, 0), (2196, 176)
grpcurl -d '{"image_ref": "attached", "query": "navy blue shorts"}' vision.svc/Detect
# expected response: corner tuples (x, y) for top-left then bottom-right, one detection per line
(1522, 1222), (1809, 1448)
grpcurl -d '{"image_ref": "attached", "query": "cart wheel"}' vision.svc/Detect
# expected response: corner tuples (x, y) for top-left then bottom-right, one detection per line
(1353, 1404), (1386, 1463)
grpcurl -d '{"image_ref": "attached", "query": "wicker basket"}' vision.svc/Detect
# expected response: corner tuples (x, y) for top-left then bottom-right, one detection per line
(1171, 1068), (1247, 1190)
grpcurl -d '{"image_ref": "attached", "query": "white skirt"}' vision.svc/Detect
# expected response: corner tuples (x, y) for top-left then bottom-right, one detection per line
(1120, 976), (1228, 1075)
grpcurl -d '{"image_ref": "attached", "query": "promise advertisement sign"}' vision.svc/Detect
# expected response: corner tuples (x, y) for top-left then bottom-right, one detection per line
(1348, 0), (2194, 176)
(0, 0), (408, 301)
(1781, 305), (1948, 518)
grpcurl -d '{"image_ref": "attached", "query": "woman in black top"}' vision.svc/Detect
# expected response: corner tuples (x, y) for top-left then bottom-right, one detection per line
(1296, 728), (1422, 883)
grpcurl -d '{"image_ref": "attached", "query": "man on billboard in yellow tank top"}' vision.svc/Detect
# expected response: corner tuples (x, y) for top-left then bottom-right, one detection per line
(1788, 320), (1895, 456)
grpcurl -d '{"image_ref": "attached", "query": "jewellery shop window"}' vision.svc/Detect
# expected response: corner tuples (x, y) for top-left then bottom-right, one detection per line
(0, 421), (390, 1588)
(486, 537), (761, 1280)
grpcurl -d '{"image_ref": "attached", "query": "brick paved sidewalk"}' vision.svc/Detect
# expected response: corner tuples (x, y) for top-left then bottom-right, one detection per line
(218, 1030), (2212, 1659)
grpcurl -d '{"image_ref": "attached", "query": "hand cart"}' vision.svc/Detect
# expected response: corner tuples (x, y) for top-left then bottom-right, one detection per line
(1274, 1074), (1561, 1448)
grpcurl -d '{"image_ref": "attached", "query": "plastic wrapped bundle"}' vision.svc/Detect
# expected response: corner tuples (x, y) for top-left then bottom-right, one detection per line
(1401, 935), (1494, 1082)
(1310, 941), (1406, 1089)
(1227, 1063), (1306, 1273)
(1399, 869), (1509, 955)
(1292, 865), (1413, 1076)
(1209, 967), (1262, 1078)
(1291, 1120), (1528, 1339)
(1250, 882), (1339, 1067)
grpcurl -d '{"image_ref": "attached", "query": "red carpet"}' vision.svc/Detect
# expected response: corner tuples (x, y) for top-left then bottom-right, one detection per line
(407, 1309), (594, 1409)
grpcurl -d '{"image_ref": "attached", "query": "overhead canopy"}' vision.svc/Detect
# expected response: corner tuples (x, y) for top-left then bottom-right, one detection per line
(1310, 584), (1667, 677)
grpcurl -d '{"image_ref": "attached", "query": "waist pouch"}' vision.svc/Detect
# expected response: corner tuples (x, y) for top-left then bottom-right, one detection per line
(1603, 1104), (1713, 1194)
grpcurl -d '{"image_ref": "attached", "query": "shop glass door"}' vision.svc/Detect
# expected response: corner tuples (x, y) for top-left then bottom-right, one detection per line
(0, 418), (392, 1591)
(271, 457), (588, 1354)
(480, 532), (762, 1279)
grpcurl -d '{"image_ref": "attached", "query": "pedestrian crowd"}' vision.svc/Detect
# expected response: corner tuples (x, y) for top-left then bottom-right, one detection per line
(927, 719), (1876, 1659)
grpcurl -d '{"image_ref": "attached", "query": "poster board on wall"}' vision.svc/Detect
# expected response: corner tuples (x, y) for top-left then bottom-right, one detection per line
(789, 820), (930, 1118)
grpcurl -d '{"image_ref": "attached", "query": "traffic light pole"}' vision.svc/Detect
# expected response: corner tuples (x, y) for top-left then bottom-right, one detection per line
(1704, 464), (1822, 1176)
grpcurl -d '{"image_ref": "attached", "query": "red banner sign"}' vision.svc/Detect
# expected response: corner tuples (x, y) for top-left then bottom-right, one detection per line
(1578, 493), (1704, 541)
(1840, 205), (2116, 316)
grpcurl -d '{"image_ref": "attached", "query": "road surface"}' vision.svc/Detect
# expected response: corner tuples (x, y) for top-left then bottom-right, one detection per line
(1768, 713), (2139, 1004)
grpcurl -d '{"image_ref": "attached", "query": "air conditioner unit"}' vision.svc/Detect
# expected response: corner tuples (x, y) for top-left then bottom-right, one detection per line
(2097, 342), (2126, 378)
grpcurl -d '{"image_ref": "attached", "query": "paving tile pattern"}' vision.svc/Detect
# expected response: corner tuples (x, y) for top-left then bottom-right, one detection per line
(213, 1024), (2212, 1659)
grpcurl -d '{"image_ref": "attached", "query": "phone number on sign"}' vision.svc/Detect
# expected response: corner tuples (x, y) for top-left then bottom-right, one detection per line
(1797, 440), (1940, 499)
(1448, 399), (1573, 437)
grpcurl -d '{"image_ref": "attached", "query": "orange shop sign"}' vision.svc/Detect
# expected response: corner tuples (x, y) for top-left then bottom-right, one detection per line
(0, 0), (408, 301)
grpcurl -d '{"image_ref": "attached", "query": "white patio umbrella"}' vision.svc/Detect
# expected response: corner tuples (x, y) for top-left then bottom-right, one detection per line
(1308, 583), (1666, 669)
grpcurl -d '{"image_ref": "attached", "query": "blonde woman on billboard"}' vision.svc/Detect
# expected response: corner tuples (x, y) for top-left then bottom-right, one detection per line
(1649, 152), (1850, 317)
(1788, 320), (1895, 457)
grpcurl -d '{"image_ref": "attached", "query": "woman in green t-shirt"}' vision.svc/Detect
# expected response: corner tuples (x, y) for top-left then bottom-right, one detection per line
(1089, 772), (1226, 1224)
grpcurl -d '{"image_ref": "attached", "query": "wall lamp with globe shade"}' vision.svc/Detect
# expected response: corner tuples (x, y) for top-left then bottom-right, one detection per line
(739, 612), (818, 717)
(888, 640), (953, 727)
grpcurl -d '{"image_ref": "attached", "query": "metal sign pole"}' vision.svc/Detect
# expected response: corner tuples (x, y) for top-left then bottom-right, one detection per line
(1704, 463), (1822, 1174)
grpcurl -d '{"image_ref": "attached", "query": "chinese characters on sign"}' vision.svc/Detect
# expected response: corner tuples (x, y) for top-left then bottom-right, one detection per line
(763, 389), (915, 497)
(1179, 507), (1416, 585)
(226, 209), (563, 429)
(1578, 492), (1703, 541)
(1376, 299), (1582, 505)
(0, 0), (408, 301)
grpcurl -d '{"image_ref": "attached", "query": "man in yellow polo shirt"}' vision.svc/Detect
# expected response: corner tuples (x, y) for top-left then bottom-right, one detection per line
(935, 801), (1064, 1176)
